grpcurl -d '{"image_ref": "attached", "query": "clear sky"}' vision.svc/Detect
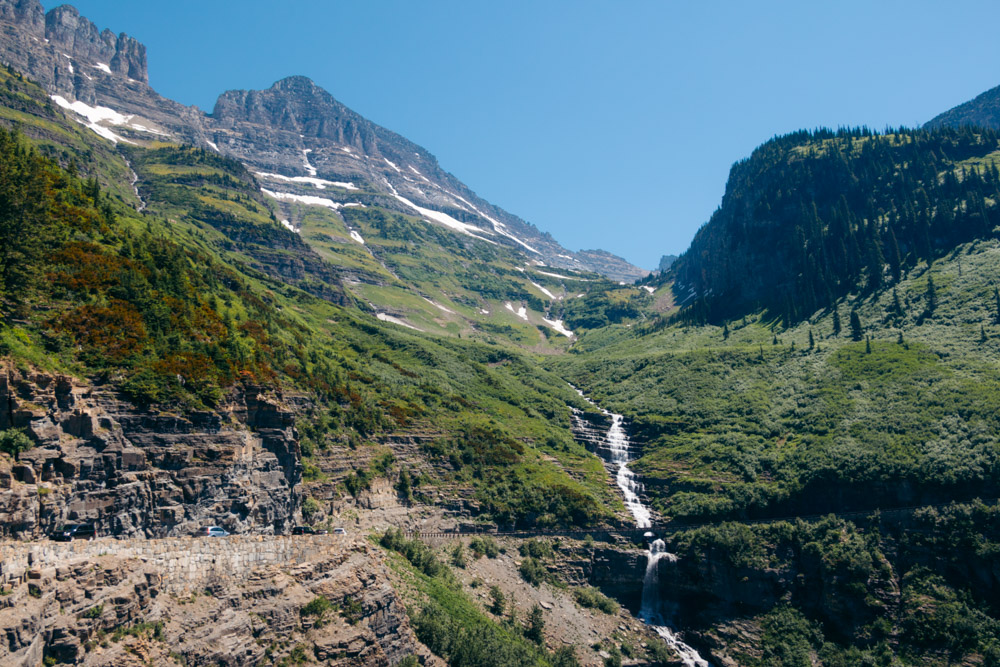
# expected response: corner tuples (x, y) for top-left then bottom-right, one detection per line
(59, 1), (1000, 270)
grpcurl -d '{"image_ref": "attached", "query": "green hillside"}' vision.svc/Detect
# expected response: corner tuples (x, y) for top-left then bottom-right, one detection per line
(0, 65), (620, 530)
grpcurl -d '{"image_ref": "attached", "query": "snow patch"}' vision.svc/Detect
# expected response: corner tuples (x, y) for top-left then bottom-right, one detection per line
(279, 219), (296, 232)
(341, 146), (352, 153)
(535, 269), (591, 281)
(302, 149), (317, 176)
(642, 286), (655, 294)
(255, 172), (357, 190)
(383, 157), (401, 172)
(52, 95), (128, 125)
(50, 95), (135, 144)
(542, 318), (574, 338)
(93, 62), (112, 74)
(408, 165), (431, 183)
(127, 123), (169, 137)
(376, 313), (419, 330)
(530, 281), (557, 300)
(449, 192), (540, 254)
(389, 189), (496, 241)
(505, 302), (528, 321)
(261, 188), (348, 210)
(206, 140), (219, 152)
(423, 297), (456, 314)
(479, 309), (490, 315)
(349, 229), (365, 244)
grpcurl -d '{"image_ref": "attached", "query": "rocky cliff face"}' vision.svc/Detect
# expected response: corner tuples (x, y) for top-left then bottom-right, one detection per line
(0, 363), (302, 538)
(0, 0), (146, 98)
(0, 535), (436, 666)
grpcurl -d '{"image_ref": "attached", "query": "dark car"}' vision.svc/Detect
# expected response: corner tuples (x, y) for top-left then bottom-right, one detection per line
(51, 523), (97, 541)
(292, 526), (327, 535)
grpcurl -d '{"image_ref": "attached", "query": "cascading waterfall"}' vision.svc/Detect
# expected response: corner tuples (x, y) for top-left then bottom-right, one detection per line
(573, 386), (711, 667)
(640, 540), (710, 667)
(607, 413), (653, 528)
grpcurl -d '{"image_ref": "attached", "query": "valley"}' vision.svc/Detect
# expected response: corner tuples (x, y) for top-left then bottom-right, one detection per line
(1, 1), (999, 666)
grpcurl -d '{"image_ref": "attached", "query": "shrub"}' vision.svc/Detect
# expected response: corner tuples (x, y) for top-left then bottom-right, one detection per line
(469, 536), (500, 559)
(518, 558), (548, 587)
(82, 604), (104, 619)
(301, 497), (320, 521)
(380, 528), (448, 579)
(0, 428), (33, 458)
(572, 587), (619, 615)
(300, 595), (332, 618)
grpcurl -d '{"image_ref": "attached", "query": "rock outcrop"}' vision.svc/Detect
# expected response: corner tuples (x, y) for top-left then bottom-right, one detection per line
(0, 363), (302, 538)
(0, 534), (436, 666)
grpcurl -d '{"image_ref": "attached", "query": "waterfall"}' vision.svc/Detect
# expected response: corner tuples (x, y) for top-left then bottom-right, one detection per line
(640, 540), (710, 667)
(607, 413), (652, 528)
(571, 385), (711, 666)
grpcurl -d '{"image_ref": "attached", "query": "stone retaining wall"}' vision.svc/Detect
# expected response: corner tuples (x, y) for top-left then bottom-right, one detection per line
(0, 534), (347, 594)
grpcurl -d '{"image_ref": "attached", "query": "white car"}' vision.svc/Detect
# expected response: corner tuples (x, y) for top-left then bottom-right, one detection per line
(333, 527), (347, 535)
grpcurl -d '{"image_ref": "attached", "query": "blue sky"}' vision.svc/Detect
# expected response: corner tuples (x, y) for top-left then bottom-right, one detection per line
(61, 1), (1000, 269)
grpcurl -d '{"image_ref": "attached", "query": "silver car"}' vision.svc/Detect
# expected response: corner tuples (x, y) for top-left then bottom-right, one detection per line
(205, 526), (229, 537)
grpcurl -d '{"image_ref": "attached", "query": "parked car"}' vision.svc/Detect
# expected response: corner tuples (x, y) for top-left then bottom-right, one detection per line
(292, 526), (323, 535)
(333, 527), (347, 535)
(204, 526), (229, 537)
(51, 523), (97, 542)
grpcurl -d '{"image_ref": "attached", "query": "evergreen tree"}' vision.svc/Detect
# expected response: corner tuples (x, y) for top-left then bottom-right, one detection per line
(722, 323), (729, 340)
(850, 310), (863, 341)
(0, 128), (53, 312)
(981, 324), (988, 343)
(925, 274), (937, 317)
(525, 605), (545, 644)
(833, 309), (842, 336)
(488, 586), (505, 616)
(865, 335), (872, 354)
(994, 286), (1000, 325)
(808, 329), (815, 350)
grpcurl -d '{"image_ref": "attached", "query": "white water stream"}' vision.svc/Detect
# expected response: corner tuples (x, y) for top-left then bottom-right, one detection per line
(574, 386), (711, 667)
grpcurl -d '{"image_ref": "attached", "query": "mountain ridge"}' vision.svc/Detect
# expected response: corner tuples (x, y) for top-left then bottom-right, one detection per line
(925, 82), (1000, 130)
(0, 0), (647, 281)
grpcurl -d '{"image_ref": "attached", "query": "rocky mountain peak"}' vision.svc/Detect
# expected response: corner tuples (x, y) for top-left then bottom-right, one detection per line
(0, 0), (147, 91)
(0, 0), (43, 35)
(212, 75), (377, 154)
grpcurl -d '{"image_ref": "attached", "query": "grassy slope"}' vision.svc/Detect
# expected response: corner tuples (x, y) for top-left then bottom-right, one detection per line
(553, 244), (1000, 665)
(0, 66), (621, 529)
(555, 241), (1000, 522)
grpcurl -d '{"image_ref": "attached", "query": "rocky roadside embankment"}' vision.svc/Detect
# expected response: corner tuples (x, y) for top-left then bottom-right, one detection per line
(0, 534), (438, 666)
(0, 362), (303, 538)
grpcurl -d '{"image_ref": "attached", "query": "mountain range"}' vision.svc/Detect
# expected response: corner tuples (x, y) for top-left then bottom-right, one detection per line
(1, 2), (1000, 666)
(0, 0), (645, 283)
